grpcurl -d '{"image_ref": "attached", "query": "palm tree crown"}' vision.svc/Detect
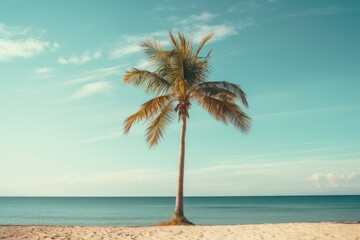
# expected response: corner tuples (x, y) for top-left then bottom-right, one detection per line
(123, 32), (251, 146)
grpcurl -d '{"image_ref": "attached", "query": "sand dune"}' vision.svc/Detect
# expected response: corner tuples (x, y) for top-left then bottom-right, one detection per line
(0, 222), (359, 240)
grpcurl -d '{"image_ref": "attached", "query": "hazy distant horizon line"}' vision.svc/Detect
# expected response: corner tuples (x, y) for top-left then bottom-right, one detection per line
(1, 194), (359, 198)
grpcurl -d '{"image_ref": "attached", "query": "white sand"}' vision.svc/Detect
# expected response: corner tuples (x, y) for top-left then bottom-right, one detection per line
(0, 223), (359, 240)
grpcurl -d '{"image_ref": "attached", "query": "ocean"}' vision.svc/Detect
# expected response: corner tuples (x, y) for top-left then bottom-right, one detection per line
(0, 196), (359, 226)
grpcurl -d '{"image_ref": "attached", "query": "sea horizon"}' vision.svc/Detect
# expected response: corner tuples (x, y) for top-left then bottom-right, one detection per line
(1, 195), (359, 226)
(1, 194), (359, 197)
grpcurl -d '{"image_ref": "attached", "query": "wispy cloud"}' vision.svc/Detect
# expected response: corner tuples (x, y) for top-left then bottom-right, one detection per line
(0, 22), (30, 37)
(57, 51), (102, 65)
(308, 172), (360, 188)
(72, 81), (111, 99)
(35, 66), (56, 75)
(135, 59), (152, 70)
(62, 168), (167, 185)
(52, 42), (60, 51)
(203, 144), (359, 165)
(153, 6), (177, 12)
(0, 22), (59, 61)
(170, 11), (243, 42)
(109, 31), (168, 59)
(188, 24), (238, 42)
(227, 1), (259, 13)
(0, 39), (56, 61)
(63, 64), (124, 86)
(179, 12), (217, 25)
(256, 6), (353, 24)
(109, 11), (246, 60)
(110, 45), (142, 59)
(254, 106), (360, 119)
(287, 6), (347, 18)
(78, 131), (122, 144)
(266, 139), (356, 148)
(23, 64), (125, 94)
(3, 168), (175, 196)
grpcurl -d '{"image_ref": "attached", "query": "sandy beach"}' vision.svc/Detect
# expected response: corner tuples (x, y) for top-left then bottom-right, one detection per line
(0, 222), (359, 240)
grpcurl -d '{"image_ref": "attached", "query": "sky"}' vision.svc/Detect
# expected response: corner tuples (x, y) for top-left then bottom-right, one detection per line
(0, 0), (359, 196)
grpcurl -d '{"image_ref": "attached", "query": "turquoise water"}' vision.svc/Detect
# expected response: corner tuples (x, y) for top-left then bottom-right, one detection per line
(0, 196), (359, 226)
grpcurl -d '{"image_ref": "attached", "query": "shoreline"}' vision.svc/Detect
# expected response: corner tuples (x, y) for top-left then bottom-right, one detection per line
(1, 222), (359, 240)
(1, 220), (360, 227)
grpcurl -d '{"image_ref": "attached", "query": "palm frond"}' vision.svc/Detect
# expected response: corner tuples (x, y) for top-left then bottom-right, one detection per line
(141, 39), (173, 71)
(178, 33), (187, 52)
(123, 68), (171, 95)
(168, 53), (186, 97)
(190, 86), (237, 102)
(194, 33), (214, 59)
(169, 32), (179, 50)
(196, 95), (251, 133)
(141, 38), (163, 61)
(204, 49), (212, 62)
(178, 33), (193, 58)
(194, 81), (249, 108)
(146, 102), (175, 147)
(123, 94), (174, 134)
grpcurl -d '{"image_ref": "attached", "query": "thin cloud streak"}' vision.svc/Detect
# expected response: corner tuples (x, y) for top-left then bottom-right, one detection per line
(212, 147), (357, 164)
(72, 81), (111, 99)
(190, 158), (360, 177)
(253, 106), (360, 118)
(254, 6), (357, 25)
(62, 65), (124, 86)
(22, 64), (125, 93)
(178, 12), (217, 26)
(286, 6), (349, 18)
(227, 1), (259, 13)
(35, 66), (56, 74)
(57, 51), (102, 65)
(110, 45), (142, 59)
(77, 131), (121, 144)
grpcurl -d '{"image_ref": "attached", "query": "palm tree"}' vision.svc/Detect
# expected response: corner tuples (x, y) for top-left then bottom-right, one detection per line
(123, 32), (251, 224)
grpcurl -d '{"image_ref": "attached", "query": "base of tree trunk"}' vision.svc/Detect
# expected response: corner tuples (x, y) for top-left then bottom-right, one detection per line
(157, 216), (194, 226)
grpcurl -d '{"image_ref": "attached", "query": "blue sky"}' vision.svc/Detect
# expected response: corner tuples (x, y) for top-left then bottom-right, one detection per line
(0, 0), (359, 196)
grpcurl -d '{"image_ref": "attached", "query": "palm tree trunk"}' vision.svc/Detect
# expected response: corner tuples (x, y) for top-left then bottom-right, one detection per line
(174, 115), (186, 218)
